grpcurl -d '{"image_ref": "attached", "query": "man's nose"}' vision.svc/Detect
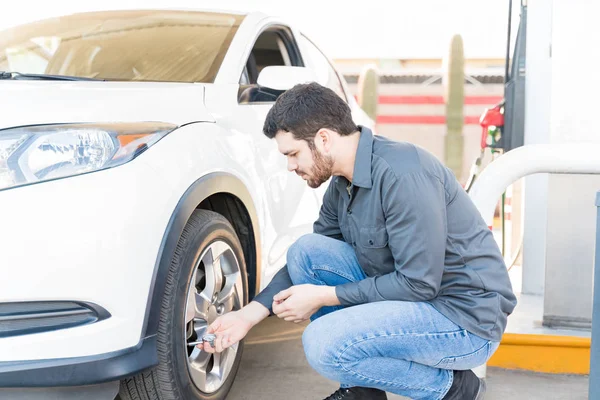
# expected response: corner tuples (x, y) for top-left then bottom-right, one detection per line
(287, 161), (297, 172)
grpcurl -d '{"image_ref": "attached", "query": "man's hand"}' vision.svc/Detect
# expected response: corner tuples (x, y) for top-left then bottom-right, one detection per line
(272, 284), (339, 323)
(201, 301), (269, 353)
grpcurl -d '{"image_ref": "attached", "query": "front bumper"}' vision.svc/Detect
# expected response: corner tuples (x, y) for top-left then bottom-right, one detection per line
(0, 335), (157, 387)
(0, 155), (177, 364)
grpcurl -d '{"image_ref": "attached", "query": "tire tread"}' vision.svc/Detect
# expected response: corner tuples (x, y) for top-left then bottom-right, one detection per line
(120, 210), (241, 400)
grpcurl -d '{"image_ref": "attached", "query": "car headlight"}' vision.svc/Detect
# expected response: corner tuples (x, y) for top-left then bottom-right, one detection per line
(0, 122), (176, 191)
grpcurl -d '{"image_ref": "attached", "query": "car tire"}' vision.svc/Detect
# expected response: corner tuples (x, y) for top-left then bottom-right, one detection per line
(119, 209), (249, 400)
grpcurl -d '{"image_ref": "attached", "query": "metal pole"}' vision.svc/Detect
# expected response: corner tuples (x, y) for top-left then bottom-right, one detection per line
(589, 191), (600, 398)
(505, 0), (513, 82)
(501, 191), (506, 256)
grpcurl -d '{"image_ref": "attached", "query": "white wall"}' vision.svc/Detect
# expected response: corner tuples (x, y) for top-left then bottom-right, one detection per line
(543, 0), (600, 327)
(522, 0), (552, 295)
(524, 0), (600, 326)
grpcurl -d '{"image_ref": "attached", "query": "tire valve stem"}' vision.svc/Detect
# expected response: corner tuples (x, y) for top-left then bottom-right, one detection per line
(188, 334), (217, 348)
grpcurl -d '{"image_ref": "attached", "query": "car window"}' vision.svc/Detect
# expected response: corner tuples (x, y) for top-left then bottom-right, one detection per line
(239, 27), (302, 103)
(0, 10), (245, 83)
(298, 34), (347, 101)
(242, 29), (296, 85)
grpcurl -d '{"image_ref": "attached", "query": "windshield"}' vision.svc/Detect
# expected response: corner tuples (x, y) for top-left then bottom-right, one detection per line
(0, 10), (245, 82)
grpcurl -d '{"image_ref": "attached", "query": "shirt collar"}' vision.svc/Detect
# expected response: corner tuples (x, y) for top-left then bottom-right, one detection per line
(334, 125), (374, 191)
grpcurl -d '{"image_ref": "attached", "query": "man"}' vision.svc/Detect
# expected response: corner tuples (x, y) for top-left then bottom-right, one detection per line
(200, 82), (517, 400)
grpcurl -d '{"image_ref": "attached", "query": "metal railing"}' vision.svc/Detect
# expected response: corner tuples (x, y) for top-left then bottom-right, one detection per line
(466, 143), (600, 393)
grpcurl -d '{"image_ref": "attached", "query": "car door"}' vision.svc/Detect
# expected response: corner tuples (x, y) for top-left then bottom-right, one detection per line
(229, 25), (321, 281)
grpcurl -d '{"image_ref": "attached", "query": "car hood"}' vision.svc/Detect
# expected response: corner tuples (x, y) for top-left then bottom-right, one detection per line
(0, 81), (215, 130)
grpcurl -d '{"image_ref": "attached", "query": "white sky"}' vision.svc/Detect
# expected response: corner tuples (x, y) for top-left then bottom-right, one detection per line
(0, 0), (520, 59)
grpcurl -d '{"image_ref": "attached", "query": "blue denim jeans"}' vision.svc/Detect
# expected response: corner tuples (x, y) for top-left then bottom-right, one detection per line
(287, 234), (500, 400)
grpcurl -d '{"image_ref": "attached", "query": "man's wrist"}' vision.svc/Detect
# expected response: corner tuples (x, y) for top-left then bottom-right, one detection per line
(242, 301), (271, 326)
(319, 285), (341, 307)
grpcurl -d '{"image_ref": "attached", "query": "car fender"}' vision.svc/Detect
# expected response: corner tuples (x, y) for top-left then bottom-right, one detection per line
(138, 122), (266, 339)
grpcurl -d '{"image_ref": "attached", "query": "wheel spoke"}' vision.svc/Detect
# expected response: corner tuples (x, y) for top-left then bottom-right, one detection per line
(211, 255), (224, 298)
(185, 282), (197, 324)
(187, 274), (211, 324)
(214, 344), (238, 381)
(193, 318), (209, 339)
(188, 348), (211, 390)
(202, 243), (227, 301)
(218, 271), (242, 313)
(195, 292), (211, 321)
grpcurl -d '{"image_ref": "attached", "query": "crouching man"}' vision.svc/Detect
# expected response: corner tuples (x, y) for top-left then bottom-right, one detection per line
(200, 82), (516, 400)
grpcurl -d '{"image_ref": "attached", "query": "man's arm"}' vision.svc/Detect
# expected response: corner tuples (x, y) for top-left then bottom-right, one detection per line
(251, 266), (293, 314)
(202, 183), (345, 348)
(336, 171), (447, 305)
(251, 181), (341, 315)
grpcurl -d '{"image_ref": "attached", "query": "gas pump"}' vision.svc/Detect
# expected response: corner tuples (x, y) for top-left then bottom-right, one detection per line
(465, 0), (527, 266)
(464, 102), (505, 193)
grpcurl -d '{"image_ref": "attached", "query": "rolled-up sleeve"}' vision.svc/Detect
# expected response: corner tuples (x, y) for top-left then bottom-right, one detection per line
(336, 171), (447, 304)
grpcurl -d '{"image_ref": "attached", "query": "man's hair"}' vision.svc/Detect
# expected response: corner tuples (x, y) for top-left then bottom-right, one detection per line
(263, 82), (358, 144)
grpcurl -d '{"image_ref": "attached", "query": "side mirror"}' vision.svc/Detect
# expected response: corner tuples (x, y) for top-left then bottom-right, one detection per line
(257, 66), (319, 91)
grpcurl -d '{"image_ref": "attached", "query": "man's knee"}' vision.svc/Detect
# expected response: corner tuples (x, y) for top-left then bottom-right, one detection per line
(302, 319), (327, 372)
(288, 234), (326, 261)
(287, 234), (325, 283)
(302, 316), (341, 379)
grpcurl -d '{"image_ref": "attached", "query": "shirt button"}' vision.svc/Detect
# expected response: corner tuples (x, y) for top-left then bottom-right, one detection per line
(347, 208), (352, 215)
(352, 242), (356, 247)
(368, 239), (374, 245)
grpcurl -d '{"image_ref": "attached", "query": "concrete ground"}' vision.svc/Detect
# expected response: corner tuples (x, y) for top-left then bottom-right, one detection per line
(228, 317), (589, 400)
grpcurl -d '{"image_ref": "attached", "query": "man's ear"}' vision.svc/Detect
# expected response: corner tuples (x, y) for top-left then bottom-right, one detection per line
(315, 128), (332, 152)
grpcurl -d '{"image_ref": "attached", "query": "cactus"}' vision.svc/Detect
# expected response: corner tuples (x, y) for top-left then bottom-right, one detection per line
(357, 64), (379, 121)
(442, 34), (465, 180)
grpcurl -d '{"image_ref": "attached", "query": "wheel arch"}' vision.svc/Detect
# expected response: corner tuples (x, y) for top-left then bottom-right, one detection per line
(141, 172), (262, 340)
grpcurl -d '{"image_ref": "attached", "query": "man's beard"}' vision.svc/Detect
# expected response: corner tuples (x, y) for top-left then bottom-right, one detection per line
(306, 147), (334, 189)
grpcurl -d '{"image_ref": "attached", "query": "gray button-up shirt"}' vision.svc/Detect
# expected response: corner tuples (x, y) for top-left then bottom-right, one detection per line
(254, 126), (517, 342)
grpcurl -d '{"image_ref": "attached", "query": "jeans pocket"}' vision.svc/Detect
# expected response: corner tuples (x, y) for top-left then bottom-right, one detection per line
(433, 341), (491, 370)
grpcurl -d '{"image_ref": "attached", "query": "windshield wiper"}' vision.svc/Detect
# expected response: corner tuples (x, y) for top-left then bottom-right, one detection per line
(0, 71), (102, 81)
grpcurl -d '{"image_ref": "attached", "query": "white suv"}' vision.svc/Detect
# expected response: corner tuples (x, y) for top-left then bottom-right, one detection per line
(0, 9), (373, 400)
